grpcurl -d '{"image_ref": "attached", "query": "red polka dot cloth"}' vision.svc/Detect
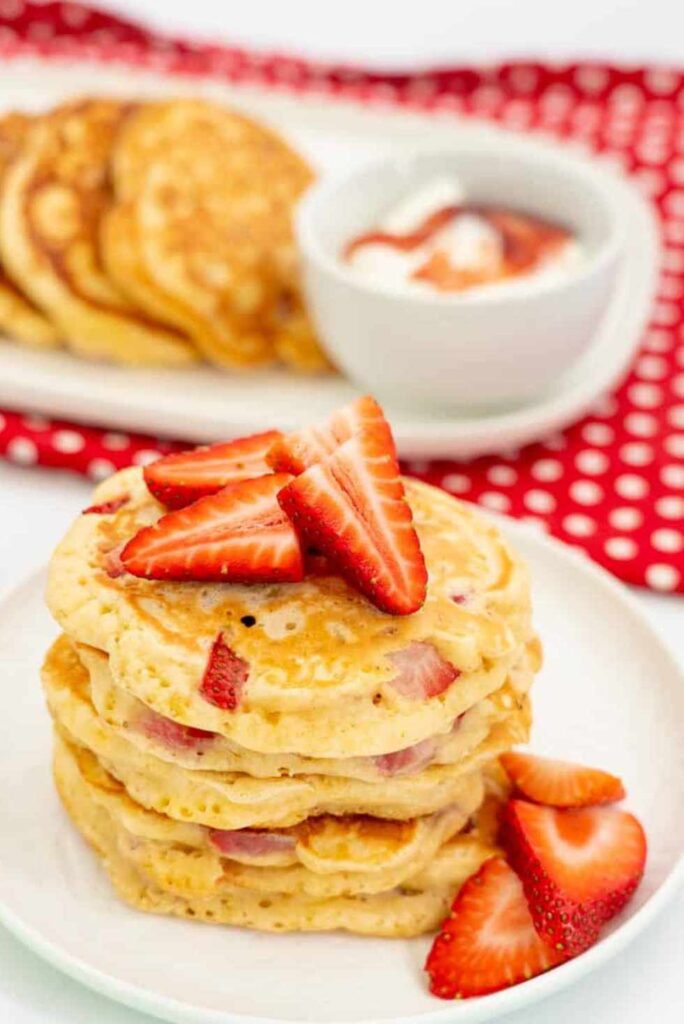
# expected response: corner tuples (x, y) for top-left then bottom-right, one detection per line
(0, 3), (682, 594)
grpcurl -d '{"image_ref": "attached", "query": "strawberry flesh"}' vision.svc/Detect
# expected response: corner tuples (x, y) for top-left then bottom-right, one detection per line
(136, 708), (216, 749)
(501, 752), (626, 808)
(373, 736), (438, 775)
(278, 428), (427, 615)
(209, 828), (296, 858)
(121, 473), (304, 584)
(425, 857), (563, 999)
(387, 642), (459, 699)
(83, 495), (129, 515)
(199, 633), (249, 711)
(144, 431), (282, 509)
(267, 395), (396, 475)
(501, 799), (647, 958)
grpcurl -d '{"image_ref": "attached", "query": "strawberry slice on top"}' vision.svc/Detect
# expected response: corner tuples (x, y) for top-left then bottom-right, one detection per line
(144, 431), (282, 509)
(277, 416), (427, 615)
(267, 394), (395, 475)
(501, 799), (647, 958)
(425, 857), (563, 999)
(121, 473), (304, 584)
(501, 752), (626, 808)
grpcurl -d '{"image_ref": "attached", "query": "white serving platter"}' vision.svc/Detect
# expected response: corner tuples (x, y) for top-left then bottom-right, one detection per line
(0, 519), (682, 1024)
(0, 58), (659, 458)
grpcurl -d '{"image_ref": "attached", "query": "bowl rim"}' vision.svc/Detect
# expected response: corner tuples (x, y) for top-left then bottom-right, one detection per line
(295, 135), (624, 308)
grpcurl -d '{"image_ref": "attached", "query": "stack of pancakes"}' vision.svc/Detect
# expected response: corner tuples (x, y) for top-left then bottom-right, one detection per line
(0, 98), (328, 370)
(44, 467), (540, 936)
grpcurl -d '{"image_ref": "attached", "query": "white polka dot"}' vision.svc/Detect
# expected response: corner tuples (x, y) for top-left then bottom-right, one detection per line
(581, 423), (614, 446)
(132, 448), (162, 467)
(636, 355), (668, 380)
(609, 506), (643, 531)
(661, 464), (684, 488)
(651, 528), (683, 553)
(677, 346), (684, 369)
(486, 465), (517, 487)
(672, 375), (684, 399)
(658, 277), (683, 301)
(591, 395), (619, 418)
(442, 473), (471, 494)
(570, 479), (604, 505)
(478, 491), (511, 513)
(563, 513), (597, 537)
(52, 429), (85, 454)
(7, 437), (37, 465)
(665, 189), (684, 217)
(531, 458), (563, 482)
(663, 248), (684, 273)
(22, 415), (49, 431)
(619, 441), (654, 466)
(628, 382), (663, 409)
(624, 412), (658, 437)
(664, 434), (684, 458)
(542, 433), (567, 451)
(524, 489), (556, 514)
(0, 413), (5, 432)
(656, 495), (684, 519)
(645, 563), (681, 591)
(575, 449), (610, 475)
(605, 536), (637, 560)
(669, 405), (684, 429)
(102, 432), (131, 451)
(88, 458), (116, 481)
(615, 473), (649, 499)
(643, 329), (672, 353)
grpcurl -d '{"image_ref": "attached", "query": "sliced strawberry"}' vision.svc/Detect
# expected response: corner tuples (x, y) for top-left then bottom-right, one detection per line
(386, 642), (459, 699)
(136, 708), (216, 749)
(501, 799), (647, 958)
(121, 474), (304, 584)
(209, 828), (296, 858)
(199, 632), (249, 711)
(83, 495), (129, 515)
(144, 431), (282, 509)
(277, 429), (426, 615)
(501, 752), (626, 808)
(267, 395), (396, 475)
(425, 857), (563, 999)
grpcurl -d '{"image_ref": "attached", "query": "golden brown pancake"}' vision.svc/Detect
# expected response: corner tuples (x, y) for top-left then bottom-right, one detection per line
(0, 99), (197, 366)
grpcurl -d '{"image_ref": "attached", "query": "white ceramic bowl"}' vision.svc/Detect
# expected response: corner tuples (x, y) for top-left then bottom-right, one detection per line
(296, 137), (624, 413)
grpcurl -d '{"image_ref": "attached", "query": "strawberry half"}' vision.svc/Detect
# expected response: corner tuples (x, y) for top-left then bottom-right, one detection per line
(501, 799), (647, 958)
(144, 431), (282, 509)
(425, 857), (563, 999)
(267, 395), (396, 475)
(200, 632), (249, 710)
(387, 642), (459, 699)
(277, 426), (427, 615)
(121, 474), (304, 584)
(501, 752), (626, 808)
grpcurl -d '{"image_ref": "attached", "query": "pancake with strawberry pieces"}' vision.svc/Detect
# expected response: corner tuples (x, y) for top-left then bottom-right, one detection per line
(53, 730), (505, 936)
(43, 635), (531, 828)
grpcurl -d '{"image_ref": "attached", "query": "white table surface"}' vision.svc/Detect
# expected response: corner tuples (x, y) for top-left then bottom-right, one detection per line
(1, 1), (683, 1020)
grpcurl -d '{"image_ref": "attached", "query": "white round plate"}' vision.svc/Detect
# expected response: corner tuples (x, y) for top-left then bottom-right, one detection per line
(0, 60), (660, 459)
(0, 521), (682, 1024)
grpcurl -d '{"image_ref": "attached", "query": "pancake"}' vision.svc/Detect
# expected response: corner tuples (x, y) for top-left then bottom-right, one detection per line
(46, 467), (537, 758)
(0, 99), (197, 366)
(44, 640), (528, 828)
(54, 731), (501, 936)
(0, 112), (60, 348)
(55, 734), (484, 900)
(109, 99), (317, 367)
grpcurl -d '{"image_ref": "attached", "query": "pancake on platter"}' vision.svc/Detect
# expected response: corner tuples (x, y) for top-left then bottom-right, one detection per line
(108, 99), (323, 368)
(0, 98), (197, 366)
(46, 467), (536, 758)
(0, 112), (60, 348)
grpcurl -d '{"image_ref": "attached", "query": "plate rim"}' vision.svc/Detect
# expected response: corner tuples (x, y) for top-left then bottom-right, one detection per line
(0, 517), (682, 1024)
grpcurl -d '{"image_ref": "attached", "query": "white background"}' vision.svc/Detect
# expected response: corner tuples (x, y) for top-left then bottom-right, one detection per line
(0, 1), (682, 1022)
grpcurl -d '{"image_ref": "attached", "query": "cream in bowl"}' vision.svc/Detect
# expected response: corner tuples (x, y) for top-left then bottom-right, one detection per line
(344, 177), (583, 296)
(296, 138), (623, 412)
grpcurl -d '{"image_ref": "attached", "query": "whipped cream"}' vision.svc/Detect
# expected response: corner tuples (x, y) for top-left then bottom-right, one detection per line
(344, 177), (582, 295)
